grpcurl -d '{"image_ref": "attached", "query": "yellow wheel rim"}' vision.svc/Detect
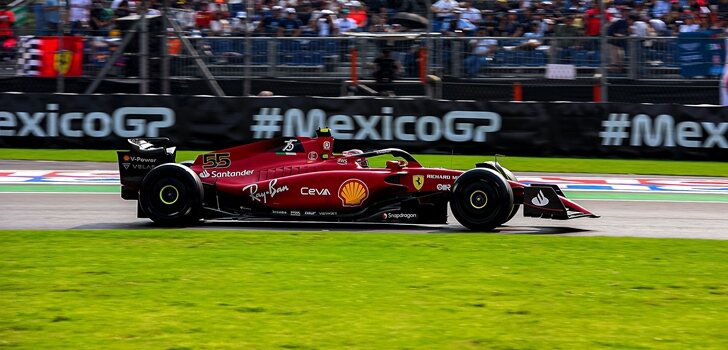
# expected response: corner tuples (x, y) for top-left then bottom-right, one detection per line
(159, 185), (179, 205)
(469, 190), (487, 209)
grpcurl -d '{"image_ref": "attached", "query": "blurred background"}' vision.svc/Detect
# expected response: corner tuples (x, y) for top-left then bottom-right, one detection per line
(0, 0), (726, 103)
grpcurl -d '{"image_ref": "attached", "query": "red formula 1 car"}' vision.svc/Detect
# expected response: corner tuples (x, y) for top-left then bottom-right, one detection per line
(117, 128), (598, 230)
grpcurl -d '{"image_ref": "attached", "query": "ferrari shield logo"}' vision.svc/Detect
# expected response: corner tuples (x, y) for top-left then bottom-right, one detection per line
(54, 50), (73, 75)
(412, 175), (424, 191)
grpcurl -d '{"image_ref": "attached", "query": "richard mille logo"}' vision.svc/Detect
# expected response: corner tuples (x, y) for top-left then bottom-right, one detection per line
(531, 190), (550, 207)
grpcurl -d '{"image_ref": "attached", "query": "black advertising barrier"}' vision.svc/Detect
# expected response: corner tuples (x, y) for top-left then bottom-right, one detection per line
(545, 102), (728, 161)
(0, 93), (726, 161)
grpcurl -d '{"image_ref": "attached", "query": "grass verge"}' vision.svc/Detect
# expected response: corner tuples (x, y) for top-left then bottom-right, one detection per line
(1, 230), (726, 349)
(1, 148), (727, 176)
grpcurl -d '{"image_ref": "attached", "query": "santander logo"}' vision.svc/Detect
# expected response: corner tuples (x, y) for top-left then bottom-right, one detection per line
(531, 190), (549, 207)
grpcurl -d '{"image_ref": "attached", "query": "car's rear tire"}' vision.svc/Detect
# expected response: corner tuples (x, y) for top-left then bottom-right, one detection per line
(139, 163), (203, 226)
(450, 168), (514, 231)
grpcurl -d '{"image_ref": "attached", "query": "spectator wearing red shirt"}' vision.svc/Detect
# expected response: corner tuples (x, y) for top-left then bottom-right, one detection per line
(0, 1), (14, 61)
(584, 1), (612, 37)
(0, 2), (16, 38)
(348, 1), (368, 30)
(195, 2), (213, 30)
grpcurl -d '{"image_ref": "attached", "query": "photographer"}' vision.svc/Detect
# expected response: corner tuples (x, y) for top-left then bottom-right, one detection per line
(370, 48), (402, 96)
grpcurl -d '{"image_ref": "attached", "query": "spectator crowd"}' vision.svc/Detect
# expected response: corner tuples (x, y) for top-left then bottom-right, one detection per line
(11, 0), (727, 39)
(1, 0), (726, 75)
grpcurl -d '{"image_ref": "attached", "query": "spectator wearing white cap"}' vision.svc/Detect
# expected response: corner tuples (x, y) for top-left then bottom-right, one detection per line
(231, 11), (253, 34)
(256, 5), (284, 34)
(336, 7), (357, 34)
(278, 7), (303, 36)
(313, 9), (339, 36)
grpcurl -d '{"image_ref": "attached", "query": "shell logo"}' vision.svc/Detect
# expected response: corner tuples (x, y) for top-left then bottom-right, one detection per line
(123, 154), (130, 161)
(338, 179), (369, 207)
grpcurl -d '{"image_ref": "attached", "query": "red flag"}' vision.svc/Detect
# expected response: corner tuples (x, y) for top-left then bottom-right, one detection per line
(37, 36), (84, 77)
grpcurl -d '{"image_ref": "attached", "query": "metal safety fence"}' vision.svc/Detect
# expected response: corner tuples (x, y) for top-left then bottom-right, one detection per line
(1, 31), (724, 99)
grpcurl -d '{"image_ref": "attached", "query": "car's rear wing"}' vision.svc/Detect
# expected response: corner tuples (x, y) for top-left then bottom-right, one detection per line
(117, 138), (176, 200)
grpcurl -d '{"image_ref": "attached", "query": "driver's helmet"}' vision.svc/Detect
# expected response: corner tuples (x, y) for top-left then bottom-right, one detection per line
(342, 149), (369, 168)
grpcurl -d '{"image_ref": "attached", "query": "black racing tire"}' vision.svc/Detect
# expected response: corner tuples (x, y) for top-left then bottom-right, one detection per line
(139, 163), (204, 226)
(450, 168), (514, 231)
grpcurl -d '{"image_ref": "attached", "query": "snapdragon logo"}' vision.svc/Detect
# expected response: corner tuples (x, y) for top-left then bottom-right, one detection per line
(382, 212), (418, 220)
(251, 107), (501, 142)
(0, 104), (175, 138)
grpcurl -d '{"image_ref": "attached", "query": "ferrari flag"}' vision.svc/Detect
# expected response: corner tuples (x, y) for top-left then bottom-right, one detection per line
(17, 36), (83, 77)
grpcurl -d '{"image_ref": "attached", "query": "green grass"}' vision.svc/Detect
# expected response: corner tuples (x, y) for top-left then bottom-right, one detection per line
(1, 148), (727, 176)
(1, 230), (726, 349)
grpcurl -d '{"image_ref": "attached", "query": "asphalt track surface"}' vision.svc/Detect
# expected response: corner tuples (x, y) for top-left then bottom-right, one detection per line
(1, 161), (727, 240)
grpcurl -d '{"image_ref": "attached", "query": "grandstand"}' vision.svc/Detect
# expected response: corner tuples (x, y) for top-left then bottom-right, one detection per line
(0, 0), (725, 102)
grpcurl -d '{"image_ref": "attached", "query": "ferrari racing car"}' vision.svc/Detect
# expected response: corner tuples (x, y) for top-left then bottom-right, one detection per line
(117, 128), (598, 230)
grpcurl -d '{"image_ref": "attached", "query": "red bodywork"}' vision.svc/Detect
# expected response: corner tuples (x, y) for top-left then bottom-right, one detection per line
(119, 130), (597, 226)
(188, 134), (462, 217)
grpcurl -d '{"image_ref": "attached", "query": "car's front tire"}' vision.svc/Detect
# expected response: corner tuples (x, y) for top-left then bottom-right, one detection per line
(139, 163), (203, 226)
(450, 168), (514, 231)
